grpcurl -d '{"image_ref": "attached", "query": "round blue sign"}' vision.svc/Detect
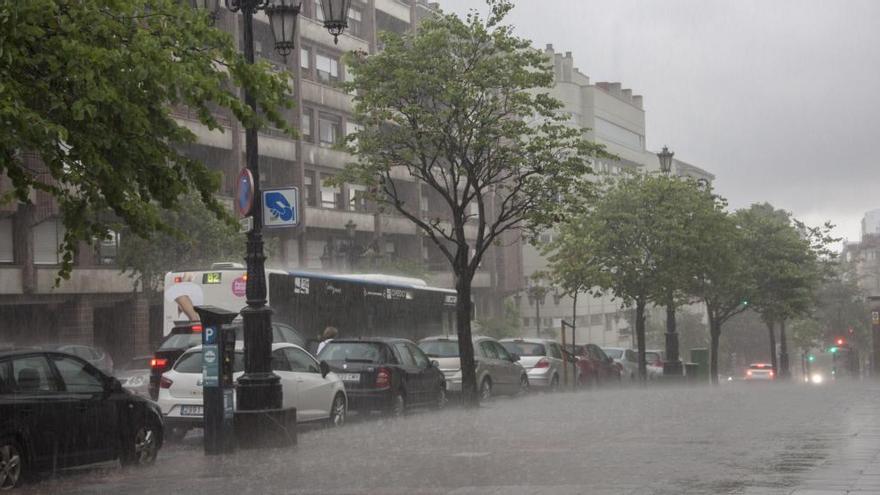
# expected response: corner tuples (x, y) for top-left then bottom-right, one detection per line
(236, 169), (254, 217)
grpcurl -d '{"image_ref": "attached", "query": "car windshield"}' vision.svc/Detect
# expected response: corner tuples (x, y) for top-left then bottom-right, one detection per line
(501, 342), (545, 357)
(318, 342), (383, 363)
(232, 324), (306, 347)
(419, 340), (459, 358)
(749, 364), (772, 370)
(604, 349), (623, 359)
(174, 350), (245, 374)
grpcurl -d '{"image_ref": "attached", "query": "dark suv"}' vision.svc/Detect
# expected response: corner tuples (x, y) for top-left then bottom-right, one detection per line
(317, 338), (446, 415)
(0, 349), (164, 489)
(149, 321), (306, 400)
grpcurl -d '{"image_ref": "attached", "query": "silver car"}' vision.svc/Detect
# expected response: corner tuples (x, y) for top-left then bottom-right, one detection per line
(603, 347), (638, 381)
(419, 335), (528, 400)
(499, 338), (565, 391)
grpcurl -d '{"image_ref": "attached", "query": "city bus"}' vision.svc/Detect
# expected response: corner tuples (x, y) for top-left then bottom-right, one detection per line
(163, 265), (458, 347)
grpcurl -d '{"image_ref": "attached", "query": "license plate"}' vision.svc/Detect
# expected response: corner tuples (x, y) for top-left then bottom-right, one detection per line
(179, 405), (204, 417)
(340, 373), (360, 383)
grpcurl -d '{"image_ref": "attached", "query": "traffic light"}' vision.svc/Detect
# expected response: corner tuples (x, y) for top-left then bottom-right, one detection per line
(829, 347), (838, 354)
(807, 355), (815, 362)
(741, 299), (749, 307)
(835, 338), (845, 346)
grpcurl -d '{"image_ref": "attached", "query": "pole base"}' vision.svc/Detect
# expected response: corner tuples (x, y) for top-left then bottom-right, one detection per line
(663, 360), (684, 377)
(234, 407), (297, 449)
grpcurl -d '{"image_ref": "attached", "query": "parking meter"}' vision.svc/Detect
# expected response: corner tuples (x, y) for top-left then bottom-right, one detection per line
(194, 306), (239, 455)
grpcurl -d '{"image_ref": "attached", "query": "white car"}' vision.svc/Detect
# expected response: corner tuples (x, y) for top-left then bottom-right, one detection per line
(158, 342), (347, 440)
(499, 338), (565, 391)
(602, 347), (663, 380)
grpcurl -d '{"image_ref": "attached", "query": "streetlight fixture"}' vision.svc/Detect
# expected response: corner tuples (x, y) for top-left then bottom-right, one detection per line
(192, 0), (352, 447)
(319, 0), (354, 44)
(657, 146), (674, 174)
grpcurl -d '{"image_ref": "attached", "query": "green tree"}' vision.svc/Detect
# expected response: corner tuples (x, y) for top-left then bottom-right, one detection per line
(475, 299), (522, 340)
(546, 173), (713, 381)
(736, 204), (836, 379)
(115, 193), (243, 292)
(0, 0), (292, 279)
(337, 0), (602, 405)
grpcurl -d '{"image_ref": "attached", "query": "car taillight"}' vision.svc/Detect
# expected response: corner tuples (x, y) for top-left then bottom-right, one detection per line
(769, 370), (775, 378)
(191, 324), (203, 333)
(746, 370), (753, 376)
(151, 358), (168, 369)
(375, 367), (391, 388)
(159, 376), (173, 389)
(534, 358), (550, 369)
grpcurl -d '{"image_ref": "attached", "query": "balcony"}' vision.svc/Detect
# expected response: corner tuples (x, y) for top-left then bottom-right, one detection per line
(375, 0), (411, 23)
(301, 79), (354, 113)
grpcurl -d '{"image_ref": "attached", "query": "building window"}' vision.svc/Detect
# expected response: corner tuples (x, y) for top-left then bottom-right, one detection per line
(348, 184), (368, 212)
(301, 109), (313, 142)
(348, 7), (363, 38)
(315, 53), (339, 83)
(594, 117), (644, 151)
(33, 218), (63, 265)
(320, 173), (341, 209)
(304, 170), (317, 207)
(300, 46), (311, 76)
(95, 230), (120, 265)
(0, 218), (12, 263)
(318, 113), (341, 147)
(313, 0), (324, 21)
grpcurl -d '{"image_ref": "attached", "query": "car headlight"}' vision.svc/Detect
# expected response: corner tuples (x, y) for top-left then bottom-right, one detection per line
(810, 373), (824, 384)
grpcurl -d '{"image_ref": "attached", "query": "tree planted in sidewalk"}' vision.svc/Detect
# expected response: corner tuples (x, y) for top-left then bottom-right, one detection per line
(0, 0), (292, 280)
(336, 0), (603, 405)
(545, 173), (713, 381)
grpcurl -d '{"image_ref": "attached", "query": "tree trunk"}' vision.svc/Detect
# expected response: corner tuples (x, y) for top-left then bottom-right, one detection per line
(636, 297), (647, 384)
(778, 319), (790, 379)
(766, 319), (778, 373)
(709, 316), (721, 385)
(454, 263), (478, 407)
(664, 293), (681, 376)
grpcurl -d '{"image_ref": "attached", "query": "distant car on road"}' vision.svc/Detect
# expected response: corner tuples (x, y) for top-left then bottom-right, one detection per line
(745, 363), (775, 381)
(36, 344), (114, 375)
(419, 335), (527, 400)
(318, 338), (446, 416)
(157, 342), (346, 441)
(115, 355), (152, 398)
(0, 349), (163, 490)
(499, 338), (564, 391)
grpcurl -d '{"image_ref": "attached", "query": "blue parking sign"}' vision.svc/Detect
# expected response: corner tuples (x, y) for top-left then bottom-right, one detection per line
(263, 187), (298, 228)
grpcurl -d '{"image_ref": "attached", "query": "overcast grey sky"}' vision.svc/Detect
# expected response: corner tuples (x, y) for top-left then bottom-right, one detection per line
(439, 0), (880, 244)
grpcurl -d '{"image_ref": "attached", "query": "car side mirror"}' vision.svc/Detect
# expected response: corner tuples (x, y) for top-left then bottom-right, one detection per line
(319, 360), (330, 378)
(430, 360), (440, 369)
(510, 354), (520, 362)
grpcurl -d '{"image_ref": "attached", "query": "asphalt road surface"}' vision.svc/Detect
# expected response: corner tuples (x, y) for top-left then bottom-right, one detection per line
(19, 380), (880, 494)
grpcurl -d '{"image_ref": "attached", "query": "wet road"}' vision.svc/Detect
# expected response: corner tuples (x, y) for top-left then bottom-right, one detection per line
(20, 380), (880, 494)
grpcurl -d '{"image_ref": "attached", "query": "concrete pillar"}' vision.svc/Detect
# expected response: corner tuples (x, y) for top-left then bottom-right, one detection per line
(57, 298), (94, 345)
(132, 293), (151, 356)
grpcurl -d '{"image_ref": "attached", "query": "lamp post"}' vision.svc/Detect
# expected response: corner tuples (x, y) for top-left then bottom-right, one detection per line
(195, 0), (352, 440)
(657, 146), (674, 174)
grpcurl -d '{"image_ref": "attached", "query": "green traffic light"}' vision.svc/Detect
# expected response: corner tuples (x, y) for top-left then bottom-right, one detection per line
(829, 347), (838, 354)
(808, 355), (815, 362)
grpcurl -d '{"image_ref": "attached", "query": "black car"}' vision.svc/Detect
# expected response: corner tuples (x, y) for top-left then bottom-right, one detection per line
(317, 338), (446, 415)
(149, 321), (306, 400)
(0, 350), (164, 490)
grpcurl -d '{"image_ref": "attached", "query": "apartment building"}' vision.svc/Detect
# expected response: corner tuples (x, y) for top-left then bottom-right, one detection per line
(0, 0), (523, 361)
(518, 46), (713, 346)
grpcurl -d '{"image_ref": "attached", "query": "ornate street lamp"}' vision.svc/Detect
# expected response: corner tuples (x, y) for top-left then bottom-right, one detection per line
(192, 0), (350, 447)
(319, 0), (353, 44)
(657, 146), (674, 174)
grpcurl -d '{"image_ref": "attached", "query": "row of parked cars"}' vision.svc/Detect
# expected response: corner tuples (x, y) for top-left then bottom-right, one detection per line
(0, 326), (657, 490)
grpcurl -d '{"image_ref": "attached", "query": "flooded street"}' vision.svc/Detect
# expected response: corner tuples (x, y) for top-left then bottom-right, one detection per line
(20, 381), (880, 494)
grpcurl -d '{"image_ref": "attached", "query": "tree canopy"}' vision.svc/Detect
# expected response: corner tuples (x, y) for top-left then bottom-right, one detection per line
(337, 0), (603, 404)
(0, 0), (292, 278)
